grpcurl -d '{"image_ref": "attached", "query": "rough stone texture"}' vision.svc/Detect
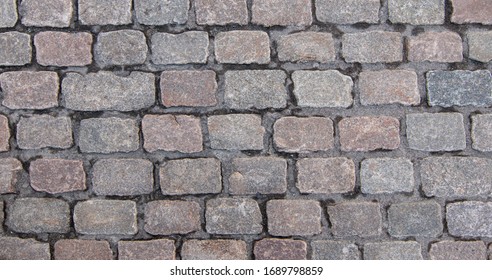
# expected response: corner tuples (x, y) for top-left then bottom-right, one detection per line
(292, 70), (353, 108)
(316, 0), (380, 24)
(160, 158), (221, 195)
(17, 115), (73, 149)
(468, 31), (492, 63)
(78, 117), (139, 153)
(144, 200), (201, 235)
(0, 115), (9, 152)
(406, 113), (466, 152)
(472, 114), (492, 152)
(267, 200), (322, 236)
(297, 158), (355, 194)
(447, 201), (492, 238)
(95, 30), (148, 67)
(251, 0), (312, 26)
(206, 198), (262, 234)
(215, 31), (270, 64)
(0, 158), (22, 194)
(152, 32), (209, 65)
(0, 71), (59, 110)
(62, 71), (155, 111)
(20, 0), (72, 27)
(361, 158), (415, 194)
(408, 32), (463, 62)
(0, 0), (17, 28)
(181, 239), (248, 260)
(229, 157), (287, 195)
(277, 32), (335, 63)
(0, 201), (3, 226)
(451, 0), (492, 24)
(208, 114), (265, 150)
(364, 242), (423, 260)
(30, 159), (86, 194)
(0, 32), (31, 66)
(273, 117), (333, 153)
(6, 198), (70, 233)
(426, 70), (492, 107)
(429, 241), (487, 260)
(54, 239), (112, 260)
(78, 0), (132, 25)
(0, 237), (50, 260)
(92, 159), (153, 196)
(311, 241), (360, 260)
(339, 116), (400, 151)
(161, 70), (217, 107)
(388, 201), (443, 238)
(388, 0), (445, 25)
(118, 239), (175, 260)
(421, 157), (492, 198)
(327, 202), (382, 237)
(34, 32), (92, 67)
(359, 70), (420, 106)
(254, 239), (307, 260)
(142, 115), (203, 153)
(74, 200), (137, 235)
(342, 31), (402, 63)
(196, 0), (248, 25)
(135, 0), (189, 25)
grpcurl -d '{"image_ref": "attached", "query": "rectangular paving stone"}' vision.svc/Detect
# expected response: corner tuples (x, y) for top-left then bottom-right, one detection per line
(297, 158), (355, 194)
(20, 0), (72, 27)
(0, 0), (18, 27)
(430, 241), (487, 260)
(95, 30), (147, 67)
(30, 159), (86, 194)
(408, 32), (463, 62)
(215, 31), (270, 64)
(161, 70), (217, 107)
(252, 0), (312, 26)
(206, 198), (262, 234)
(55, 239), (112, 260)
(0, 237), (50, 260)
(426, 70), (492, 107)
(364, 241), (423, 260)
(472, 114), (492, 151)
(406, 113), (466, 152)
(388, 201), (443, 238)
(311, 241), (360, 260)
(208, 114), (265, 150)
(118, 239), (175, 260)
(229, 157), (287, 195)
(359, 70), (420, 106)
(62, 71), (155, 111)
(93, 159), (153, 196)
(267, 200), (321, 236)
(74, 200), (137, 235)
(316, 0), (380, 24)
(254, 239), (307, 260)
(451, 0), (492, 24)
(277, 32), (335, 63)
(339, 116), (400, 151)
(388, 0), (444, 24)
(293, 70), (353, 108)
(6, 198), (70, 233)
(135, 0), (189, 25)
(342, 31), (402, 63)
(0, 158), (22, 194)
(273, 117), (334, 153)
(79, 117), (139, 153)
(0, 115), (9, 152)
(0, 32), (31, 66)
(144, 200), (201, 235)
(181, 239), (248, 260)
(17, 115), (73, 149)
(78, 0), (132, 25)
(160, 158), (221, 195)
(225, 70), (287, 109)
(447, 201), (492, 238)
(34, 32), (92, 66)
(468, 31), (492, 63)
(327, 202), (382, 237)
(152, 32), (209, 65)
(361, 158), (414, 194)
(195, 0), (248, 25)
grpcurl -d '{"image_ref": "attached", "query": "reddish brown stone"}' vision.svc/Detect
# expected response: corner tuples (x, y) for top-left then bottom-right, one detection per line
(215, 31), (270, 64)
(195, 0), (248, 25)
(0, 115), (9, 152)
(181, 239), (248, 260)
(161, 70), (217, 107)
(277, 32), (335, 63)
(339, 116), (400, 151)
(118, 239), (175, 260)
(74, 200), (137, 235)
(144, 200), (201, 235)
(296, 158), (355, 194)
(408, 32), (463, 62)
(0, 158), (23, 194)
(451, 0), (492, 24)
(54, 239), (112, 260)
(359, 70), (420, 106)
(254, 239), (307, 260)
(273, 117), (334, 153)
(0, 237), (50, 260)
(30, 159), (86, 194)
(34, 32), (93, 66)
(267, 200), (322, 236)
(252, 0), (312, 26)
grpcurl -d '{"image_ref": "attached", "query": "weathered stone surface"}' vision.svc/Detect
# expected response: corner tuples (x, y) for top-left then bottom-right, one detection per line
(472, 114), (492, 151)
(161, 70), (217, 107)
(408, 32), (463, 62)
(359, 70), (420, 106)
(142, 115), (203, 153)
(293, 70), (353, 108)
(78, 0), (132, 25)
(339, 116), (400, 151)
(361, 158), (414, 194)
(215, 31), (270, 64)
(55, 239), (112, 260)
(160, 158), (221, 195)
(273, 117), (334, 153)
(277, 32), (335, 63)
(144, 200), (201, 235)
(316, 0), (380, 24)
(118, 239), (175, 260)
(224, 70), (287, 109)
(95, 30), (147, 66)
(229, 157), (287, 195)
(30, 159), (86, 194)
(406, 113), (466, 152)
(388, 0), (444, 24)
(0, 71), (58, 109)
(0, 237), (50, 260)
(152, 32), (209, 64)
(135, 0), (189, 25)
(20, 0), (72, 27)
(451, 0), (492, 24)
(181, 239), (248, 260)
(342, 31), (402, 63)
(254, 239), (307, 260)
(93, 159), (153, 196)
(17, 115), (73, 149)
(34, 32), (92, 66)
(0, 201), (3, 226)
(430, 241), (487, 260)
(0, 32), (31, 66)
(0, 115), (9, 152)
(421, 157), (492, 198)
(195, 0), (248, 25)
(426, 70), (492, 107)
(311, 241), (360, 260)
(468, 31), (492, 63)
(252, 0), (312, 26)
(74, 200), (137, 235)
(364, 242), (423, 260)
(62, 71), (155, 111)
(388, 201), (443, 238)
(447, 201), (492, 238)
(0, 0), (17, 28)
(297, 158), (355, 194)
(208, 114), (265, 150)
(79, 117), (139, 153)
(267, 200), (321, 236)
(0, 158), (22, 194)
(7, 198), (70, 233)
(206, 198), (262, 234)
(327, 202), (382, 237)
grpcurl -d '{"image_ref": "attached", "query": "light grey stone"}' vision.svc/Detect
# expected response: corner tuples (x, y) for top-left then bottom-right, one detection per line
(277, 32), (335, 63)
(0, 32), (31, 66)
(361, 158), (414, 194)
(0, 201), (3, 227)
(311, 241), (360, 260)
(206, 198), (263, 234)
(74, 200), (137, 235)
(327, 202), (382, 237)
(17, 115), (73, 149)
(208, 114), (265, 150)
(297, 158), (355, 194)
(95, 30), (148, 66)
(447, 201), (492, 238)
(79, 117), (139, 153)
(388, 201), (443, 238)
(135, 0), (189, 25)
(151, 32), (209, 64)
(364, 242), (423, 260)
(0, 0), (17, 27)
(20, 0), (72, 27)
(229, 157), (287, 195)
(472, 114), (492, 152)
(468, 31), (492, 63)
(430, 241), (487, 260)
(342, 31), (402, 63)
(195, 0), (248, 25)
(316, 0), (380, 24)
(388, 0), (445, 25)
(78, 0), (132, 25)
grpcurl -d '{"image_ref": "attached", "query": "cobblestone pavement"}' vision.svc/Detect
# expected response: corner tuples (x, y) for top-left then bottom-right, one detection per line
(0, 0), (492, 260)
